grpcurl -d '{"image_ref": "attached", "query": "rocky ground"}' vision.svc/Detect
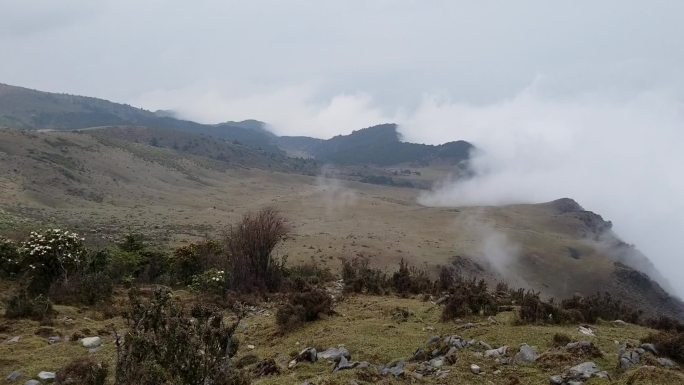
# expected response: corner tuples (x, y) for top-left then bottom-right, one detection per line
(1, 281), (681, 385)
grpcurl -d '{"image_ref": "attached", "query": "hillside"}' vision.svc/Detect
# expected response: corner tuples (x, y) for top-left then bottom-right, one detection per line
(0, 129), (681, 320)
(278, 123), (474, 166)
(0, 84), (474, 167)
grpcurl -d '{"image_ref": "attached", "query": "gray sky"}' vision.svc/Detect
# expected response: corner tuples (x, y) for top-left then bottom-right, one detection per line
(3, 0), (684, 295)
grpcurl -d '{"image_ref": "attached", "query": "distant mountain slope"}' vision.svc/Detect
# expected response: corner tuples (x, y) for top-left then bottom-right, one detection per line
(0, 84), (474, 167)
(0, 83), (280, 152)
(278, 124), (473, 166)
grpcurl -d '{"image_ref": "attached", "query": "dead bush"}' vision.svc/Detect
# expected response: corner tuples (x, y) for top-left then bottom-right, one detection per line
(113, 288), (249, 385)
(391, 258), (432, 296)
(276, 285), (334, 332)
(225, 207), (288, 292)
(56, 357), (108, 385)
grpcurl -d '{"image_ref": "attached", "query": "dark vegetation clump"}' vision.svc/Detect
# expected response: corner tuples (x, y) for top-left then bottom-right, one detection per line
(285, 260), (334, 287)
(276, 282), (334, 332)
(4, 291), (54, 322)
(560, 292), (642, 324)
(56, 357), (108, 385)
(391, 258), (432, 296)
(113, 288), (250, 385)
(341, 256), (389, 294)
(516, 291), (574, 325)
(642, 331), (684, 364)
(441, 278), (498, 320)
(552, 333), (571, 347)
(645, 316), (684, 332)
(0, 237), (20, 277)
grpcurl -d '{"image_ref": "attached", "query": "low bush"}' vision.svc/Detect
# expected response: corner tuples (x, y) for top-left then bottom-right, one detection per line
(50, 272), (114, 306)
(517, 291), (577, 324)
(561, 292), (641, 324)
(285, 260), (334, 287)
(114, 288), (249, 385)
(341, 257), (389, 294)
(189, 268), (226, 295)
(391, 258), (432, 296)
(646, 316), (684, 332)
(642, 331), (684, 364)
(171, 240), (224, 285)
(276, 284), (334, 332)
(56, 357), (108, 385)
(442, 279), (498, 320)
(5, 291), (54, 322)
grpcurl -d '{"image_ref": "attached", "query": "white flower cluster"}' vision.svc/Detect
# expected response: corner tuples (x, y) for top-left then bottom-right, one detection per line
(208, 269), (225, 282)
(21, 228), (85, 267)
(189, 268), (226, 293)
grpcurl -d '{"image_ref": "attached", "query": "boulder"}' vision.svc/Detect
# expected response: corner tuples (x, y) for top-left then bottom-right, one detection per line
(317, 347), (350, 361)
(6, 371), (21, 381)
(657, 357), (677, 368)
(333, 356), (359, 372)
(81, 336), (102, 349)
(484, 346), (508, 358)
(566, 361), (609, 380)
(380, 359), (405, 377)
(640, 343), (658, 355)
(37, 371), (55, 381)
(512, 344), (538, 364)
(578, 326), (595, 337)
(289, 347), (317, 368)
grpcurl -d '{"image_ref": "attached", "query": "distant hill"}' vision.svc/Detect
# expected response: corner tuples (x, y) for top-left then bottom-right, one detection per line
(0, 83), (474, 167)
(278, 124), (473, 166)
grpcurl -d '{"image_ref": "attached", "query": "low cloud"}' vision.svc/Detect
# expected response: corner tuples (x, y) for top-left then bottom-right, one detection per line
(314, 165), (358, 216)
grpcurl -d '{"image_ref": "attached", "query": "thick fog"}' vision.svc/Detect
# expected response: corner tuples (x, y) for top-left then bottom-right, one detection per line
(2, 1), (684, 295)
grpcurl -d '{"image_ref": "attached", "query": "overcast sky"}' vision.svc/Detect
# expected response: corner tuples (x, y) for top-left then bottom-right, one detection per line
(3, 1), (684, 295)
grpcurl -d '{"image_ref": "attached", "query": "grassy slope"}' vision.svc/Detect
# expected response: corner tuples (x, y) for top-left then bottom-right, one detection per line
(1, 285), (681, 385)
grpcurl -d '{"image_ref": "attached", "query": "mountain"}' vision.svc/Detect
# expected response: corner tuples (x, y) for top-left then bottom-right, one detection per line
(278, 123), (473, 166)
(0, 84), (474, 167)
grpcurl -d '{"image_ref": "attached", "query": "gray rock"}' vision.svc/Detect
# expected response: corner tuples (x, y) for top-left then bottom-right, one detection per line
(619, 350), (641, 370)
(333, 356), (359, 372)
(549, 374), (563, 385)
(640, 343), (658, 355)
(317, 347), (350, 361)
(657, 357), (677, 368)
(6, 371), (21, 381)
(567, 362), (601, 380)
(81, 336), (102, 349)
(513, 344), (538, 364)
(478, 341), (493, 350)
(380, 359), (405, 377)
(484, 346), (508, 358)
(48, 336), (61, 344)
(4, 336), (20, 344)
(443, 335), (465, 348)
(37, 371), (55, 381)
(470, 364), (481, 374)
(426, 335), (441, 345)
(612, 320), (628, 326)
(429, 357), (444, 368)
(24, 381), (40, 385)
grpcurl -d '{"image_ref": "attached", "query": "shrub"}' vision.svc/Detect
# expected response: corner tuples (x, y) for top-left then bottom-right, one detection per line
(552, 333), (571, 347)
(276, 284), (334, 332)
(642, 331), (684, 363)
(645, 316), (684, 332)
(442, 279), (498, 320)
(0, 237), (21, 277)
(391, 259), (433, 296)
(561, 292), (641, 324)
(225, 208), (288, 292)
(516, 291), (575, 324)
(114, 288), (249, 385)
(171, 240), (224, 285)
(189, 268), (226, 295)
(50, 272), (114, 306)
(436, 266), (456, 293)
(20, 229), (85, 295)
(5, 291), (54, 322)
(285, 260), (334, 287)
(341, 257), (389, 294)
(56, 357), (108, 385)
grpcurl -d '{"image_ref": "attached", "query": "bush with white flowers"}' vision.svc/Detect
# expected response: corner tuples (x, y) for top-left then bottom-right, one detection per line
(189, 268), (226, 295)
(0, 237), (21, 277)
(20, 229), (86, 294)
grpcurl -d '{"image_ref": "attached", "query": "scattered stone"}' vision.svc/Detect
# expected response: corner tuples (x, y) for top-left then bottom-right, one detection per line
(657, 357), (677, 368)
(24, 380), (40, 385)
(247, 344), (255, 350)
(426, 335), (441, 345)
(4, 336), (20, 344)
(37, 371), (56, 381)
(435, 369), (450, 378)
(640, 343), (658, 355)
(443, 335), (466, 349)
(317, 347), (350, 361)
(332, 356), (360, 372)
(612, 320), (628, 326)
(549, 374), (563, 385)
(484, 346), (508, 358)
(6, 371), (21, 381)
(512, 344), (538, 364)
(493, 369), (501, 375)
(48, 336), (61, 345)
(81, 336), (102, 349)
(289, 347), (317, 368)
(470, 364), (481, 374)
(428, 357), (444, 368)
(380, 359), (405, 377)
(618, 344), (642, 371)
(578, 326), (595, 337)
(478, 341), (493, 350)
